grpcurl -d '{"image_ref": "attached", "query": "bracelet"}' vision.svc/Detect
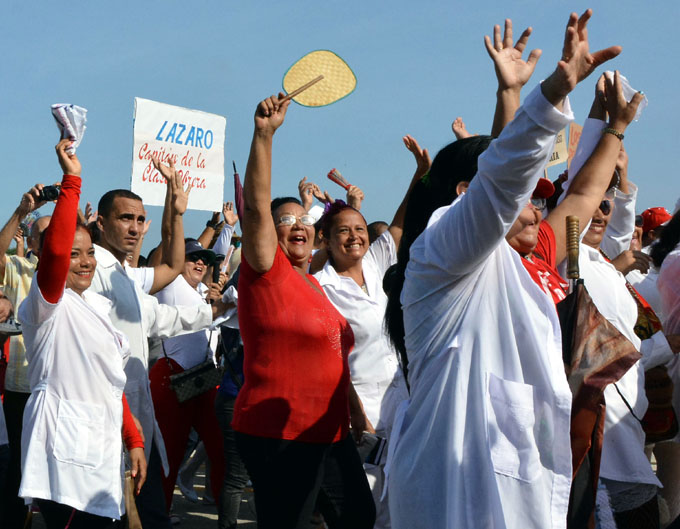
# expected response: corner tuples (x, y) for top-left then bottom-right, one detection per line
(206, 220), (219, 229)
(603, 127), (624, 141)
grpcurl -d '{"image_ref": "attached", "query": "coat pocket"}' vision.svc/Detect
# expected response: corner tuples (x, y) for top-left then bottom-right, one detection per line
(485, 373), (540, 483)
(53, 399), (105, 469)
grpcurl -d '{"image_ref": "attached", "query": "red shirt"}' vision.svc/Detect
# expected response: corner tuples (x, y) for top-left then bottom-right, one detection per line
(521, 221), (568, 305)
(233, 246), (354, 443)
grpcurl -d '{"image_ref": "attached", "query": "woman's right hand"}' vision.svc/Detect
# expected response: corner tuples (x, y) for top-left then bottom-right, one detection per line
(55, 139), (81, 176)
(254, 93), (290, 135)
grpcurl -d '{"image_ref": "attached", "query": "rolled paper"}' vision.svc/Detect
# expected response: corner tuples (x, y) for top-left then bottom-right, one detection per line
(327, 168), (351, 190)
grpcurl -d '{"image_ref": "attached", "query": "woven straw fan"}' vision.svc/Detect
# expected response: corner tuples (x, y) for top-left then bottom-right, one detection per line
(282, 50), (356, 107)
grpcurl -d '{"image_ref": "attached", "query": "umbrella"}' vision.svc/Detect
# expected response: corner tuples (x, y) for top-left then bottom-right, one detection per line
(557, 216), (641, 528)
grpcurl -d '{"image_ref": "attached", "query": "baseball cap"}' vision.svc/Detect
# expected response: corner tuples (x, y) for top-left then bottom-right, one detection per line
(641, 207), (672, 234)
(533, 178), (555, 199)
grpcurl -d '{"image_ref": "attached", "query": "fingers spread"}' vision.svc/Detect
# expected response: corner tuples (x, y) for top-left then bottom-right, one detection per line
(515, 27), (532, 53)
(503, 19), (513, 49)
(590, 46), (622, 69)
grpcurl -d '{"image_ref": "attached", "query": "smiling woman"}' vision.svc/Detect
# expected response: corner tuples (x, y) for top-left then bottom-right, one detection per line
(232, 93), (375, 529)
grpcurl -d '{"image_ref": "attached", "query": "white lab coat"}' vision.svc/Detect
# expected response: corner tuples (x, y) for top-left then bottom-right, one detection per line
(90, 245), (213, 472)
(387, 84), (574, 529)
(18, 281), (129, 519)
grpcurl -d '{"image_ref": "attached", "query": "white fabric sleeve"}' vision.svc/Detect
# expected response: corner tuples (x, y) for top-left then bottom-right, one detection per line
(560, 118), (606, 198)
(368, 230), (397, 274)
(640, 331), (675, 369)
(126, 266), (155, 295)
(422, 84), (574, 276)
(142, 293), (213, 339)
(601, 182), (637, 258)
(212, 223), (235, 256)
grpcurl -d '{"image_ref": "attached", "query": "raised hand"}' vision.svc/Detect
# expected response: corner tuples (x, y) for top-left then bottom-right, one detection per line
(222, 201), (239, 226)
(55, 139), (82, 177)
(18, 184), (48, 216)
(346, 186), (365, 211)
(484, 19), (542, 92)
(452, 117), (474, 140)
(152, 156), (192, 215)
(542, 10), (621, 105)
(254, 92), (291, 135)
(403, 135), (431, 179)
(298, 177), (315, 211)
(604, 71), (644, 131)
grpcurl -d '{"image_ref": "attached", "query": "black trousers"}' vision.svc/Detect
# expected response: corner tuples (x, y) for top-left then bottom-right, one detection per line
(1, 390), (30, 529)
(235, 432), (375, 529)
(36, 499), (121, 529)
(215, 393), (250, 529)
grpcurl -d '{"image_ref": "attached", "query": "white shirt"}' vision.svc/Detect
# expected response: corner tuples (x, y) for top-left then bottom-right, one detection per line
(126, 264), (155, 294)
(315, 231), (408, 434)
(90, 244), (213, 471)
(18, 281), (129, 519)
(212, 223), (235, 257)
(627, 246), (664, 322)
(155, 275), (211, 370)
(387, 84), (574, 529)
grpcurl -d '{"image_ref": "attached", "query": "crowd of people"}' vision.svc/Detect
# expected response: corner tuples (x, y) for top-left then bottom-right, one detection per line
(1, 8), (680, 529)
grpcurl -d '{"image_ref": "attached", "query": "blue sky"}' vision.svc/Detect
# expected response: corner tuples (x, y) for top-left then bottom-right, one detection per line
(2, 1), (678, 253)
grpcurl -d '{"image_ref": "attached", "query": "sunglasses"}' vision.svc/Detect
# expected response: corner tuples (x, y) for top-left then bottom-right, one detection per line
(635, 215), (644, 228)
(599, 199), (612, 216)
(187, 254), (209, 263)
(276, 214), (316, 226)
(530, 197), (547, 212)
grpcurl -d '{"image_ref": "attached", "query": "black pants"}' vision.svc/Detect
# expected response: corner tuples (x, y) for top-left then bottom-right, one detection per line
(36, 499), (121, 529)
(215, 393), (250, 529)
(235, 432), (375, 529)
(1, 390), (30, 529)
(134, 442), (172, 529)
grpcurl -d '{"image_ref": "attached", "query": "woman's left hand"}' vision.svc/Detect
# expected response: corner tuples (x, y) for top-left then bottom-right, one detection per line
(129, 447), (147, 495)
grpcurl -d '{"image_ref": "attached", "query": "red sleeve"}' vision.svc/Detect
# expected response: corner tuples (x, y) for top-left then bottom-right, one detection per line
(122, 393), (144, 450)
(36, 175), (82, 303)
(533, 221), (557, 268)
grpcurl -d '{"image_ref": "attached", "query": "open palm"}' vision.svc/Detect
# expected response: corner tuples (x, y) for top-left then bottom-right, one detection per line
(485, 20), (541, 92)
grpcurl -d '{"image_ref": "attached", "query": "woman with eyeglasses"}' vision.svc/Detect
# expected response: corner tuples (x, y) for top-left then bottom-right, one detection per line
(383, 14), (643, 529)
(232, 93), (375, 529)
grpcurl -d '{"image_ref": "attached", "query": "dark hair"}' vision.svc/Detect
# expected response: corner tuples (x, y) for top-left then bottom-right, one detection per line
(651, 209), (680, 268)
(368, 221), (389, 244)
(318, 201), (365, 239)
(98, 189), (143, 218)
(270, 196), (301, 214)
(385, 136), (493, 373)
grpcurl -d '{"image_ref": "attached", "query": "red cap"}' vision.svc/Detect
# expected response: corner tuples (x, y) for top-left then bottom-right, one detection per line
(532, 178), (555, 199)
(641, 207), (672, 233)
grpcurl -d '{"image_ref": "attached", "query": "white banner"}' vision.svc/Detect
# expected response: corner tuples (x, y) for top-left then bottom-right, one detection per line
(131, 98), (226, 211)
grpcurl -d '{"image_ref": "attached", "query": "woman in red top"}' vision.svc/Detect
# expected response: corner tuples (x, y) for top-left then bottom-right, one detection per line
(233, 95), (374, 529)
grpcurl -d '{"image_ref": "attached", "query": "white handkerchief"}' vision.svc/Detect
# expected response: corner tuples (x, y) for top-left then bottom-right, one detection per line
(604, 71), (648, 121)
(51, 104), (88, 154)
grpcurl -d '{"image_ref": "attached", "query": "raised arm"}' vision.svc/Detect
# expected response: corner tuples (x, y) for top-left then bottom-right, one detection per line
(425, 10), (618, 275)
(388, 135), (431, 249)
(146, 157), (191, 293)
(212, 202), (238, 256)
(0, 184), (48, 281)
(37, 140), (82, 303)
(547, 71), (642, 264)
(485, 19), (542, 137)
(242, 93), (291, 274)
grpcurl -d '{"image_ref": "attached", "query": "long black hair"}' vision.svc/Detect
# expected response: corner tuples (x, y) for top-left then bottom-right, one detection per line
(384, 136), (493, 375)
(651, 209), (680, 269)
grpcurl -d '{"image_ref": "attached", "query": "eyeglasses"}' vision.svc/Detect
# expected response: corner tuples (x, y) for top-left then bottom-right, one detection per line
(599, 199), (612, 216)
(530, 197), (547, 211)
(276, 214), (316, 226)
(187, 254), (207, 263)
(635, 215), (644, 228)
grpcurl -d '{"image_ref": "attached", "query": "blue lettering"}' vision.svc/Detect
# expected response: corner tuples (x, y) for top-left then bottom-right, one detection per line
(175, 123), (186, 144)
(204, 130), (213, 149)
(165, 123), (177, 143)
(155, 121), (168, 141)
(196, 128), (204, 148)
(185, 126), (196, 146)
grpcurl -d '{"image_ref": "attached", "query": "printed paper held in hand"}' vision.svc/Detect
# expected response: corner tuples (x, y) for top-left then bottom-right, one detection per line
(51, 104), (88, 154)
